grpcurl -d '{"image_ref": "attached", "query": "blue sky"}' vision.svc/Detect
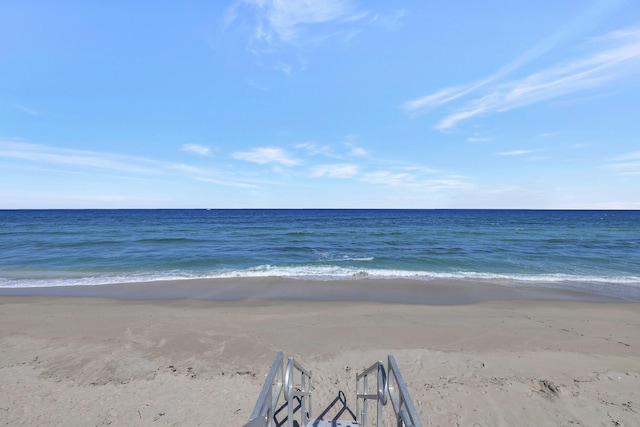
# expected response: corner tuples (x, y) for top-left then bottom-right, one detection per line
(1, 1), (639, 209)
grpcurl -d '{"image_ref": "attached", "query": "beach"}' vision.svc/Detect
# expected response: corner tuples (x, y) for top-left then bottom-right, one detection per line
(1, 280), (639, 426)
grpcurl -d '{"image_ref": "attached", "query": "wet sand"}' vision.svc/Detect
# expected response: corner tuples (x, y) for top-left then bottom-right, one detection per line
(0, 277), (630, 303)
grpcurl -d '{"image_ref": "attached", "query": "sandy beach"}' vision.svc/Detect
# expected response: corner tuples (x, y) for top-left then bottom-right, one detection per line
(1, 281), (639, 426)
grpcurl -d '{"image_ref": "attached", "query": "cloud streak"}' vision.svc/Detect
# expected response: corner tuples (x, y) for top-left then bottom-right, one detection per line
(360, 169), (471, 191)
(0, 140), (259, 188)
(231, 147), (301, 166)
(227, 0), (367, 48)
(497, 150), (535, 156)
(405, 24), (640, 130)
(0, 141), (161, 175)
(182, 144), (211, 156)
(607, 151), (640, 175)
(311, 163), (358, 178)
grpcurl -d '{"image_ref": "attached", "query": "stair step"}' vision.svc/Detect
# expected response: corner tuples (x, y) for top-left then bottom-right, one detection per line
(306, 420), (359, 427)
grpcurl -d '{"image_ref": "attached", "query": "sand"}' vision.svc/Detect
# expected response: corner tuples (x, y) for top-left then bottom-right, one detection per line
(1, 283), (639, 426)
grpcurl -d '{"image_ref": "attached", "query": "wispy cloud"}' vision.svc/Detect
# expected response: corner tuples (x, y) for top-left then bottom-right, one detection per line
(607, 151), (640, 175)
(231, 146), (302, 166)
(401, 14), (586, 118)
(405, 24), (640, 130)
(342, 135), (367, 157)
(361, 171), (413, 187)
(350, 146), (367, 156)
(401, 165), (439, 174)
(15, 105), (41, 116)
(295, 141), (336, 157)
(167, 163), (209, 175)
(497, 150), (535, 156)
(360, 169), (471, 190)
(367, 9), (405, 31)
(195, 177), (260, 188)
(0, 140), (261, 188)
(0, 141), (161, 175)
(467, 137), (493, 143)
(403, 0), (626, 117)
(403, 85), (478, 117)
(182, 143), (211, 156)
(295, 137), (367, 158)
(259, 0), (355, 43)
(311, 163), (358, 178)
(226, 0), (367, 48)
(612, 151), (640, 161)
(223, 0), (405, 76)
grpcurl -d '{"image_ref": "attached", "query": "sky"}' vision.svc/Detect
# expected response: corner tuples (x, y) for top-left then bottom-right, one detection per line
(1, 1), (640, 209)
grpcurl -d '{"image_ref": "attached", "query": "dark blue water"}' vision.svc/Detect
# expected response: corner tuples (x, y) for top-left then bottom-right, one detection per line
(1, 209), (639, 299)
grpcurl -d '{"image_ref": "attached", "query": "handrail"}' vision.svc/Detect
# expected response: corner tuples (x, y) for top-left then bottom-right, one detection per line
(243, 351), (284, 427)
(356, 360), (387, 427)
(386, 355), (423, 427)
(244, 352), (422, 427)
(284, 356), (313, 427)
(243, 352), (313, 427)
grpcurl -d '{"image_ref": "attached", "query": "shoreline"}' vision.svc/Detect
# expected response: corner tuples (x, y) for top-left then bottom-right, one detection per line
(0, 276), (636, 303)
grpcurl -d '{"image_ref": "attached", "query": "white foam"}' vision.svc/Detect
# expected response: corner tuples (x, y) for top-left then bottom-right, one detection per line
(1, 265), (639, 289)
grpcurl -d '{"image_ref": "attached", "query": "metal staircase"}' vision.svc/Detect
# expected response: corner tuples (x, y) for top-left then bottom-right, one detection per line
(242, 352), (423, 427)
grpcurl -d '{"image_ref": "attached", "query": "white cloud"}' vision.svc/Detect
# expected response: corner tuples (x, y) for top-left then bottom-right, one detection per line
(361, 169), (472, 191)
(403, 1), (627, 118)
(195, 177), (260, 188)
(295, 141), (335, 157)
(167, 164), (209, 174)
(0, 141), (161, 175)
(612, 151), (640, 161)
(403, 85), (476, 116)
(231, 147), (301, 166)
(350, 146), (367, 156)
(405, 25), (640, 130)
(296, 138), (366, 158)
(342, 135), (367, 157)
(607, 151), (640, 174)
(274, 60), (292, 74)
(229, 0), (365, 45)
(311, 163), (358, 178)
(401, 165), (438, 174)
(423, 178), (474, 191)
(361, 170), (414, 187)
(0, 141), (246, 186)
(467, 137), (493, 143)
(497, 150), (535, 156)
(261, 0), (352, 42)
(15, 105), (41, 116)
(368, 9), (405, 31)
(182, 144), (211, 156)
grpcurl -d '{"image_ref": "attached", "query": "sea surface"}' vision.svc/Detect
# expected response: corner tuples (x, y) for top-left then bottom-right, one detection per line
(1, 209), (639, 300)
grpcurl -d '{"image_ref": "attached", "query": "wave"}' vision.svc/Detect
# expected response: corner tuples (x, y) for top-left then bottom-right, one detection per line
(312, 250), (374, 262)
(215, 265), (640, 285)
(1, 265), (640, 289)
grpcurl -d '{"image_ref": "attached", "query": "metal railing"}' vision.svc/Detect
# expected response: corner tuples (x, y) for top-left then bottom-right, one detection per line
(356, 361), (387, 427)
(386, 355), (423, 427)
(356, 356), (423, 427)
(284, 356), (313, 427)
(244, 352), (422, 427)
(243, 352), (313, 427)
(244, 352), (284, 427)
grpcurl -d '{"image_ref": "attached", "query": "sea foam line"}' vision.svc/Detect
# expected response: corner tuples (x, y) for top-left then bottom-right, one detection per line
(1, 264), (640, 288)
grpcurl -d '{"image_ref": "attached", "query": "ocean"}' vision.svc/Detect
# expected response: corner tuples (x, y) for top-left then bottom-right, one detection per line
(1, 209), (639, 300)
